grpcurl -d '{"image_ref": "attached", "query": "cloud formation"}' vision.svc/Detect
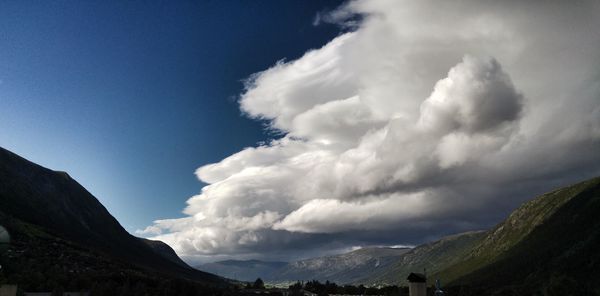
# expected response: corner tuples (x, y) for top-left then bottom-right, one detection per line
(139, 0), (600, 264)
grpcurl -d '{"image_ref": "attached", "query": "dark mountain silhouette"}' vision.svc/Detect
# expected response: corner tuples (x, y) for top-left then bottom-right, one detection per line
(0, 146), (224, 286)
(141, 238), (192, 269)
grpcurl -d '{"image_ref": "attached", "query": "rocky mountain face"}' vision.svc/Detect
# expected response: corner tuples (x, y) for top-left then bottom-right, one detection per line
(197, 247), (412, 284)
(360, 231), (485, 286)
(196, 231), (482, 286)
(271, 247), (411, 284)
(0, 147), (224, 287)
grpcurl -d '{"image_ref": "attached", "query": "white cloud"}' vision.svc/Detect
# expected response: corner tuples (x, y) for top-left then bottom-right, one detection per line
(135, 225), (163, 236)
(240, 33), (359, 132)
(418, 56), (522, 135)
(273, 192), (432, 233)
(140, 0), (600, 264)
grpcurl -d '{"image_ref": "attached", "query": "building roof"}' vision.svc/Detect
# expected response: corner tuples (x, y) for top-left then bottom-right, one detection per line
(407, 272), (427, 283)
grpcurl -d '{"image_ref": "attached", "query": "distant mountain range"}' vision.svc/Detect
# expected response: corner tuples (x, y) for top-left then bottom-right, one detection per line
(198, 260), (287, 282)
(272, 247), (411, 284)
(198, 234), (482, 285)
(0, 146), (225, 291)
(362, 231), (485, 286)
(198, 247), (411, 283)
(198, 176), (600, 294)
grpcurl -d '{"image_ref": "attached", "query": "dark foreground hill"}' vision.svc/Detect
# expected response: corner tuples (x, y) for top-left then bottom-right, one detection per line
(0, 147), (227, 294)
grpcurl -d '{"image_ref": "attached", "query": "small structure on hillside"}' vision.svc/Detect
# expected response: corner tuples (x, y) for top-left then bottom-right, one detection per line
(407, 273), (427, 296)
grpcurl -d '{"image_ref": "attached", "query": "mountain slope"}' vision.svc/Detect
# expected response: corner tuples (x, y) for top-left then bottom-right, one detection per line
(270, 247), (411, 284)
(438, 176), (600, 294)
(198, 260), (287, 282)
(360, 231), (485, 286)
(0, 147), (223, 286)
(141, 238), (192, 269)
(320, 176), (600, 291)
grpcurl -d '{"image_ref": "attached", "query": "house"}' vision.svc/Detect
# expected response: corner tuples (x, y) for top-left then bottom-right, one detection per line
(407, 272), (426, 296)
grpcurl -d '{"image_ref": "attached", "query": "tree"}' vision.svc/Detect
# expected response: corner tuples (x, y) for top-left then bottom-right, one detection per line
(253, 278), (265, 289)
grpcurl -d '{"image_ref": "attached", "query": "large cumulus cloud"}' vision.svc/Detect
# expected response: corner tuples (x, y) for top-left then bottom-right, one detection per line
(138, 0), (600, 264)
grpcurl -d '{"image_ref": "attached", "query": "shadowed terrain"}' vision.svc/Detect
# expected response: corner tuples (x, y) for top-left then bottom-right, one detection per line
(0, 147), (226, 293)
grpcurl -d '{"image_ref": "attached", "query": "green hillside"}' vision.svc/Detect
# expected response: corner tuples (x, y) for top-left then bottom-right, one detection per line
(438, 177), (600, 294)
(360, 231), (484, 286)
(354, 176), (600, 294)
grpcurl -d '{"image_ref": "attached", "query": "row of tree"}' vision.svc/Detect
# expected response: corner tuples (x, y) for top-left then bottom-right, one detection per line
(288, 280), (408, 296)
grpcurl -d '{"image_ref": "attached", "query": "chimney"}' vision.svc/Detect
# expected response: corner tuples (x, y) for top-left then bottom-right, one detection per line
(407, 272), (427, 296)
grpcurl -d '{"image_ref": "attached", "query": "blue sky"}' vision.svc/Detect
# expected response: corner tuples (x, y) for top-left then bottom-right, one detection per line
(0, 0), (344, 232)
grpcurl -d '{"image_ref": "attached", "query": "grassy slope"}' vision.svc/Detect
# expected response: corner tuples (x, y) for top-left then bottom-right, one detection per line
(361, 231), (485, 286)
(438, 177), (600, 294)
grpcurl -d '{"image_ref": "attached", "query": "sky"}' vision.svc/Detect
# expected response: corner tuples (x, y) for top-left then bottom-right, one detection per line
(2, 0), (600, 265)
(0, 0), (344, 233)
